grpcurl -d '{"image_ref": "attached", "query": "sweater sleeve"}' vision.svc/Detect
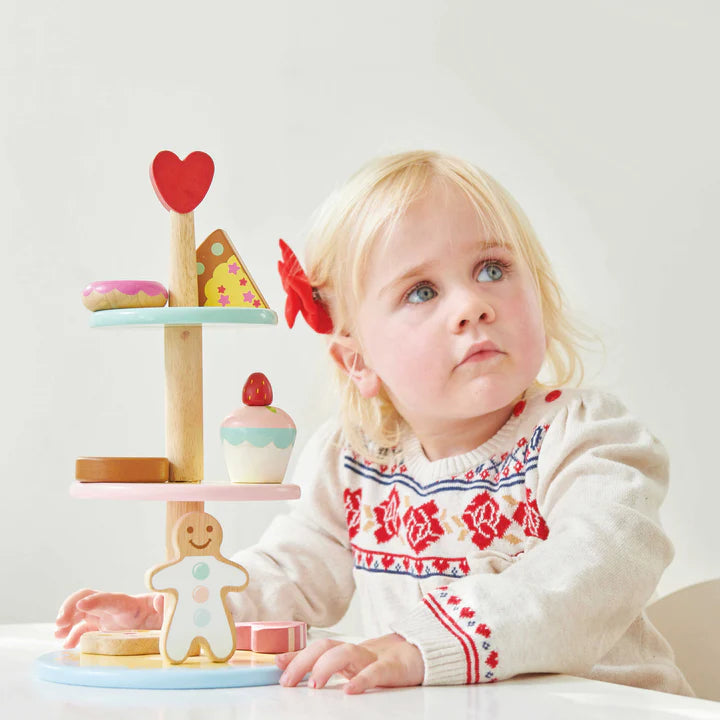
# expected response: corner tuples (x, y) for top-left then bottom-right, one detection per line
(226, 419), (355, 628)
(389, 391), (673, 685)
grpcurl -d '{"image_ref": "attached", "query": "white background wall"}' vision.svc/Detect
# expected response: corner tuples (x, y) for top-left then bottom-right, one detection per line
(1, 0), (717, 632)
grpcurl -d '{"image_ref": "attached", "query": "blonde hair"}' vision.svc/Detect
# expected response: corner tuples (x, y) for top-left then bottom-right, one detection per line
(305, 150), (590, 455)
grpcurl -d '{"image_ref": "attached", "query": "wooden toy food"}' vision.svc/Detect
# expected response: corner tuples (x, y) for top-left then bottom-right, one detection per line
(146, 511), (249, 664)
(196, 229), (269, 308)
(235, 621), (307, 654)
(75, 457), (169, 483)
(82, 281), (168, 311)
(79, 630), (168, 656)
(79, 622), (305, 656)
(221, 373), (296, 484)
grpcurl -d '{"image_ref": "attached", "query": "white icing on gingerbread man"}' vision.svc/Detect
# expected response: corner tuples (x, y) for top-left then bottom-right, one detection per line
(146, 511), (248, 663)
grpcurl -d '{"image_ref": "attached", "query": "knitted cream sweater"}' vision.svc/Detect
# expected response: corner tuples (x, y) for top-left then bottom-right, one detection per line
(230, 387), (692, 695)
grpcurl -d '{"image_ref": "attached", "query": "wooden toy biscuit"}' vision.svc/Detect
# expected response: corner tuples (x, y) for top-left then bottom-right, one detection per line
(196, 229), (269, 308)
(75, 457), (169, 483)
(79, 630), (202, 657)
(82, 281), (168, 311)
(146, 511), (249, 664)
(80, 630), (161, 656)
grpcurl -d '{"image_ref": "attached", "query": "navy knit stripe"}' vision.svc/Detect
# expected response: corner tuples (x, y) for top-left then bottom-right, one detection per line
(343, 460), (535, 496)
(352, 565), (467, 579)
(343, 423), (547, 496)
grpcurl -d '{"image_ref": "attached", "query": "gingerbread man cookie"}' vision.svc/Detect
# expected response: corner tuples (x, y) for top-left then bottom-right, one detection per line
(146, 511), (248, 664)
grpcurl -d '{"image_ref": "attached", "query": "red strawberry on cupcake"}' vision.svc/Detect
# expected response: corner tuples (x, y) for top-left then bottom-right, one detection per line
(242, 373), (273, 406)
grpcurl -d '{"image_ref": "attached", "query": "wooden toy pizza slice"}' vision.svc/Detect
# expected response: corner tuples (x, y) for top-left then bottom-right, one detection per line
(196, 229), (270, 308)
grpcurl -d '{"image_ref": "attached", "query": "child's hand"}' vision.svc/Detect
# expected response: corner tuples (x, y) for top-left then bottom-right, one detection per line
(275, 632), (424, 694)
(55, 589), (164, 648)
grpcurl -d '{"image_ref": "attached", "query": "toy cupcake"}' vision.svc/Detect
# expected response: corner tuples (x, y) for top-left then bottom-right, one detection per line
(221, 373), (296, 483)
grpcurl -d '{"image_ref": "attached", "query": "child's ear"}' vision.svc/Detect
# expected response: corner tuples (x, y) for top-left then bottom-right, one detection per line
(329, 336), (381, 398)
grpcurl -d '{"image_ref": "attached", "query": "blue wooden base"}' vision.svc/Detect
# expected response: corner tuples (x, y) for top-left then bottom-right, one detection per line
(35, 650), (283, 689)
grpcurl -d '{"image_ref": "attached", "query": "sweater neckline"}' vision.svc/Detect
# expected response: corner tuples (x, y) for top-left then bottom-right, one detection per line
(400, 407), (526, 482)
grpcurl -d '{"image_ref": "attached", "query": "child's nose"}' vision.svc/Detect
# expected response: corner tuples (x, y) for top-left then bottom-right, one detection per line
(450, 289), (496, 331)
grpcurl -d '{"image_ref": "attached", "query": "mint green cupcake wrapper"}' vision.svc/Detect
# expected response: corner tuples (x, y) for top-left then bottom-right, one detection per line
(221, 427), (296, 449)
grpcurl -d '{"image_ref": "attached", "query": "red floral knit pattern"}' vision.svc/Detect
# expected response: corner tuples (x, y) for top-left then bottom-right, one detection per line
(373, 486), (401, 543)
(462, 492), (512, 550)
(344, 421), (551, 579)
(403, 501), (445, 553)
(512, 487), (549, 540)
(423, 585), (499, 683)
(344, 488), (362, 540)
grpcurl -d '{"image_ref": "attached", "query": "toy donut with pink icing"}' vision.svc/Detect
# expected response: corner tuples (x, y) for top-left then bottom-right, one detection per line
(82, 280), (169, 311)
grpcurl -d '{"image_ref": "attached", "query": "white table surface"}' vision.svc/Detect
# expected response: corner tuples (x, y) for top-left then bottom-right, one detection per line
(4, 624), (719, 719)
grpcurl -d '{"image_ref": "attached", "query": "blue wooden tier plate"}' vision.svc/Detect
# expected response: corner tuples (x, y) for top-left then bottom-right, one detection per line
(90, 307), (277, 328)
(35, 649), (283, 689)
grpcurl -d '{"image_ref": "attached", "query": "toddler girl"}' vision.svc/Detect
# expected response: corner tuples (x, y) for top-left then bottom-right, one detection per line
(56, 150), (691, 696)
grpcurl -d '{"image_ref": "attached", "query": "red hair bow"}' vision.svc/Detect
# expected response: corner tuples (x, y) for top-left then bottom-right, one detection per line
(278, 239), (334, 334)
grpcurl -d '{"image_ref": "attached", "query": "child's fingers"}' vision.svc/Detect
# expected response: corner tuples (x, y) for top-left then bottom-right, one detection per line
(136, 593), (163, 629)
(307, 643), (374, 690)
(73, 592), (162, 632)
(63, 619), (97, 648)
(274, 651), (299, 670)
(76, 591), (135, 615)
(55, 588), (96, 626)
(54, 624), (71, 640)
(344, 657), (416, 694)
(344, 660), (386, 694)
(279, 638), (342, 687)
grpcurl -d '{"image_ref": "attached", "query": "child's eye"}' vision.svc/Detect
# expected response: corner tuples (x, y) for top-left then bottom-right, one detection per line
(406, 283), (437, 304)
(477, 261), (508, 283)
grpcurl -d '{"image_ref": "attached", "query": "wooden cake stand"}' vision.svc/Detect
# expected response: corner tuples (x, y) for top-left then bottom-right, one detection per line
(36, 151), (302, 689)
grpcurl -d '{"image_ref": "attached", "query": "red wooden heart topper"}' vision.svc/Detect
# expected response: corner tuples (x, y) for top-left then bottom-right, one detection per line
(150, 151), (214, 213)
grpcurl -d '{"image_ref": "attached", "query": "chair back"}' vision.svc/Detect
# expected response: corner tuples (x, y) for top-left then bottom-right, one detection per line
(646, 579), (720, 701)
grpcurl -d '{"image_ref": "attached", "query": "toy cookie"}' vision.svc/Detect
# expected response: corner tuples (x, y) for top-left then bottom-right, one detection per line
(82, 281), (168, 311)
(75, 457), (169, 483)
(146, 511), (249, 664)
(221, 373), (296, 483)
(80, 630), (162, 656)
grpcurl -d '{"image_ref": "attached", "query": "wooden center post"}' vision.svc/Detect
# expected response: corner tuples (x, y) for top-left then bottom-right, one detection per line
(165, 210), (204, 558)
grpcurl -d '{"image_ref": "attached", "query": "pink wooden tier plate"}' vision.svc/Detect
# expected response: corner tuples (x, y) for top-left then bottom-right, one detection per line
(70, 481), (300, 501)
